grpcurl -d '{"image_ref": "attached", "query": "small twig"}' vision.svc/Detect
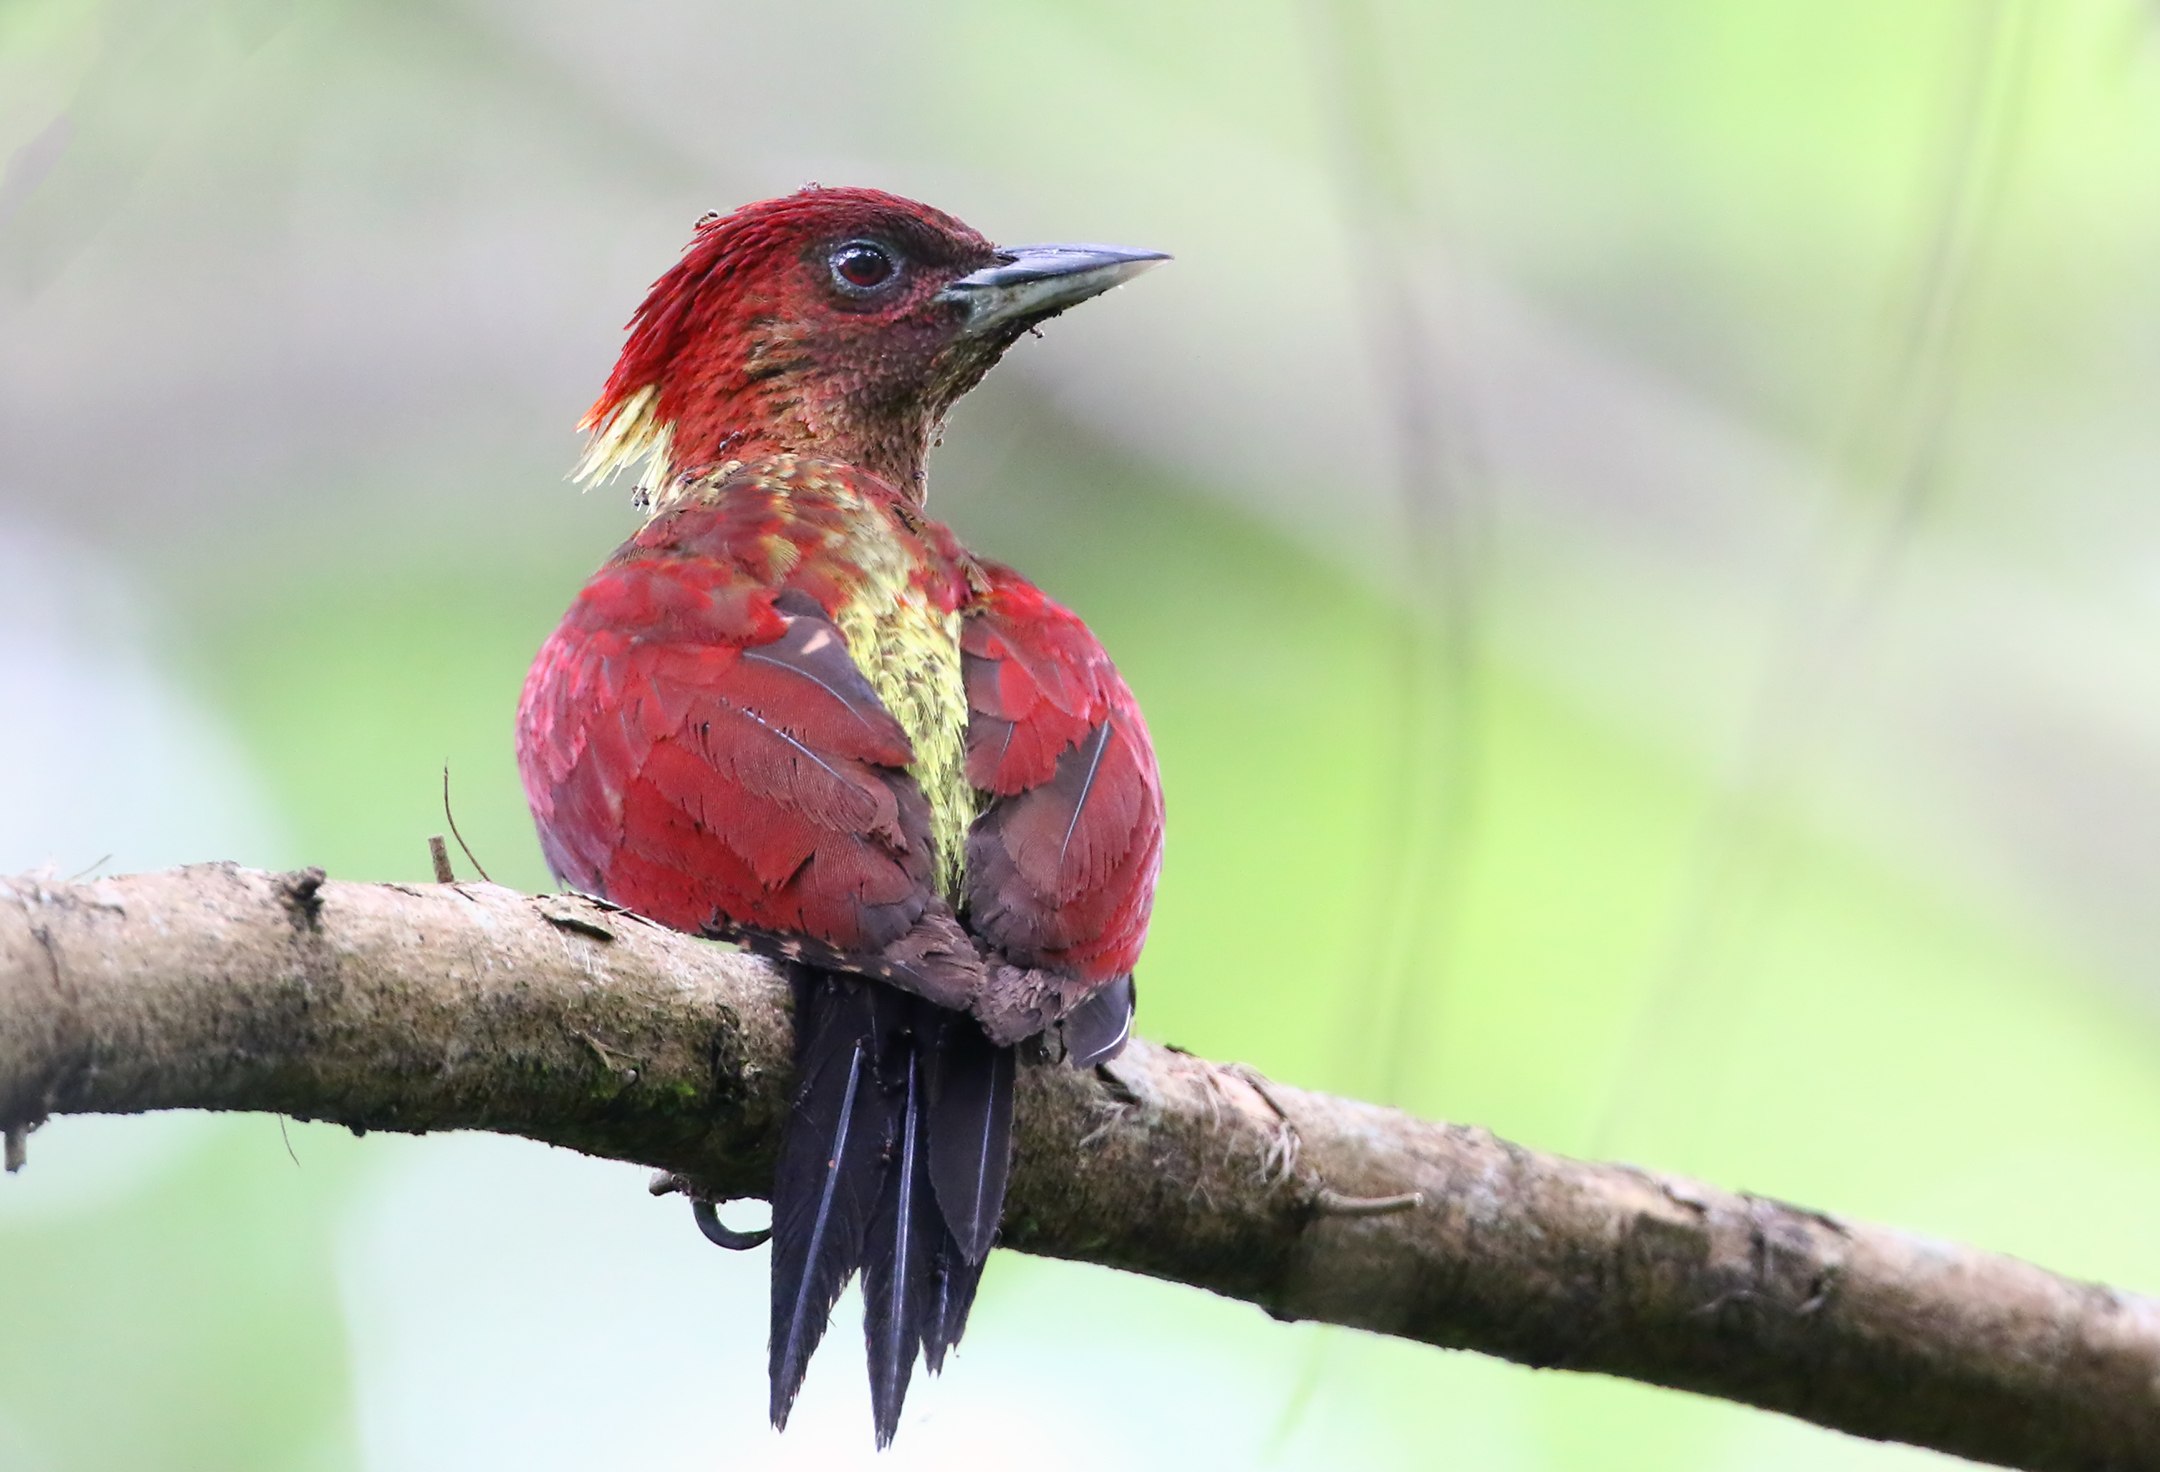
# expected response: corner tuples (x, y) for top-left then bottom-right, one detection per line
(541, 902), (617, 943)
(1314, 1187), (1424, 1218)
(564, 891), (662, 928)
(573, 1028), (639, 1082)
(440, 766), (493, 883)
(279, 867), (326, 924)
(428, 836), (455, 884)
(1218, 1061), (1302, 1184)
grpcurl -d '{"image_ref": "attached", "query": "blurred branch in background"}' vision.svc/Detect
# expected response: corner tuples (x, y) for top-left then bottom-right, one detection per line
(4, 862), (2157, 1472)
(1302, 0), (1489, 1108)
(11, 3), (2160, 1467)
(1287, 0), (1495, 1439)
(1594, 0), (2041, 1149)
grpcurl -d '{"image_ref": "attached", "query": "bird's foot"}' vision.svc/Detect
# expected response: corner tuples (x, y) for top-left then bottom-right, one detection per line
(692, 1198), (773, 1251)
(648, 1170), (772, 1250)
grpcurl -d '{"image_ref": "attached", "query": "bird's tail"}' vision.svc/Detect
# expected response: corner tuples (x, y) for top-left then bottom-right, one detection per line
(768, 965), (1015, 1446)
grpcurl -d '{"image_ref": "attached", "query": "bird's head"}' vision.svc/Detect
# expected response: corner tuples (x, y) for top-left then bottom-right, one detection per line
(577, 186), (1167, 508)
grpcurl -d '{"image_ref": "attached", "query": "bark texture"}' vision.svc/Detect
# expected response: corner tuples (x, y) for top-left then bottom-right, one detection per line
(2, 863), (2155, 1472)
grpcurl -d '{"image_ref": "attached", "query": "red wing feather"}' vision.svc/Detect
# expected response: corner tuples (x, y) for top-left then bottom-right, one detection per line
(961, 567), (1163, 986)
(518, 516), (940, 966)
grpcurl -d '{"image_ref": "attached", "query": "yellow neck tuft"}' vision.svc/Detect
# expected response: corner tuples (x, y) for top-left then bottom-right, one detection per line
(573, 383), (676, 502)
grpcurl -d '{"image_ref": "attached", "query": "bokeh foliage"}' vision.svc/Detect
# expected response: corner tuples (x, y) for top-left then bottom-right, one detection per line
(5, 1), (2160, 1467)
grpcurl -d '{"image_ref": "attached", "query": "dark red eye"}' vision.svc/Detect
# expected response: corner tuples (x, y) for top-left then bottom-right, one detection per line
(829, 240), (897, 294)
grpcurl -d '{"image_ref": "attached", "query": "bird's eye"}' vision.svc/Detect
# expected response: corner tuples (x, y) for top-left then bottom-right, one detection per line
(829, 240), (898, 294)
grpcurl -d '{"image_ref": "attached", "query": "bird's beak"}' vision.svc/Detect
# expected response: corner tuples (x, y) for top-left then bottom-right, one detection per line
(938, 244), (1169, 337)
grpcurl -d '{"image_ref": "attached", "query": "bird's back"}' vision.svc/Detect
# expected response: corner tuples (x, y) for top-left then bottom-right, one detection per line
(514, 186), (1168, 1446)
(518, 456), (980, 930)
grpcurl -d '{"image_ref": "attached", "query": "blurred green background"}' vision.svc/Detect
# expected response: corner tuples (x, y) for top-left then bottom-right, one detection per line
(6, 0), (2160, 1467)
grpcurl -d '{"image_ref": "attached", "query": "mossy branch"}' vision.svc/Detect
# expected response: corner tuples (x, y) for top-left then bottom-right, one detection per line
(2, 863), (2154, 1471)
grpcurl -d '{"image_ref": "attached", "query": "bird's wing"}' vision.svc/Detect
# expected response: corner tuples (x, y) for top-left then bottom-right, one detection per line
(961, 565), (1163, 1058)
(517, 514), (977, 1007)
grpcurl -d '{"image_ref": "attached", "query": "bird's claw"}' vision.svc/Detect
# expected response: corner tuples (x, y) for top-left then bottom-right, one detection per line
(693, 1198), (772, 1251)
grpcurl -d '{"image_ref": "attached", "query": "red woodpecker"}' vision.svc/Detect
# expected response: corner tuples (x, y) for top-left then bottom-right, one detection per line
(515, 188), (1166, 1445)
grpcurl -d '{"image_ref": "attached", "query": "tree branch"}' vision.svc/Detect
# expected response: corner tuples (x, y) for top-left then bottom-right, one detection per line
(1, 864), (2153, 1471)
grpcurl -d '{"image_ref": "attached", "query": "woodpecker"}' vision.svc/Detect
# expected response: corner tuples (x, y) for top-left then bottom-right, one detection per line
(515, 188), (1166, 1445)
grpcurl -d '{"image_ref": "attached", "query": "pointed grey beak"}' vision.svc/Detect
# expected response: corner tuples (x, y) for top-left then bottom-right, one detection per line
(938, 243), (1169, 336)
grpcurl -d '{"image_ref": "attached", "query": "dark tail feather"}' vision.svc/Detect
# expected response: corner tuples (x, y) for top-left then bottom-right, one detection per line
(768, 967), (891, 1430)
(1062, 974), (1136, 1068)
(767, 972), (1017, 1440)
(925, 1017), (1016, 1265)
(922, 1223), (988, 1375)
(918, 1006), (1011, 1376)
(860, 1027), (938, 1447)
